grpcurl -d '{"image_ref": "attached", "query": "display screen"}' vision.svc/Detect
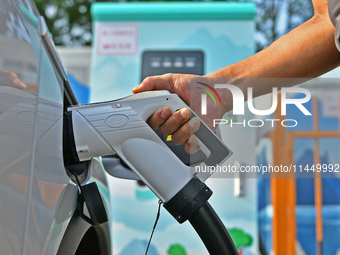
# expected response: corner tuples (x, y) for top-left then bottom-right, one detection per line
(141, 50), (204, 80)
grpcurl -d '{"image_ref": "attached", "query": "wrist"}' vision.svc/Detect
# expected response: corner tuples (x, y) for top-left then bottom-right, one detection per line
(203, 73), (242, 115)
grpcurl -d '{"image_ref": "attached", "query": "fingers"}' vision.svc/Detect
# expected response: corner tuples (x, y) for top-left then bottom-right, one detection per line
(0, 70), (27, 90)
(11, 77), (26, 90)
(147, 107), (172, 130)
(132, 74), (174, 93)
(147, 107), (191, 132)
(158, 111), (201, 155)
(171, 116), (200, 145)
(185, 135), (200, 154)
(147, 107), (201, 144)
(159, 108), (191, 136)
(26, 82), (37, 94)
(148, 107), (201, 155)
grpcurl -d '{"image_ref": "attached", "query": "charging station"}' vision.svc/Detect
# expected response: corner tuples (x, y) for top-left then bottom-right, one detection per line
(90, 2), (258, 254)
(90, 2), (255, 101)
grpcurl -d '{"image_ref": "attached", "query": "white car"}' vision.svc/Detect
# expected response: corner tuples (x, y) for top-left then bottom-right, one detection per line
(0, 0), (113, 254)
(0, 1), (241, 254)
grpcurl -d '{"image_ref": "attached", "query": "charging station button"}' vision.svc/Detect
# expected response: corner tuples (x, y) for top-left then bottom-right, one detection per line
(185, 61), (195, 68)
(162, 61), (172, 68)
(174, 61), (184, 68)
(151, 61), (161, 68)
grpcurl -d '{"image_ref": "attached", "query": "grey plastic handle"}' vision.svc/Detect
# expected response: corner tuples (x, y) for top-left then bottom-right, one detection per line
(70, 90), (232, 183)
(70, 90), (233, 201)
(112, 91), (232, 179)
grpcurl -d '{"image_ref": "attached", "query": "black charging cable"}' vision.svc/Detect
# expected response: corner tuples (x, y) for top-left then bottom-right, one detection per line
(145, 200), (162, 255)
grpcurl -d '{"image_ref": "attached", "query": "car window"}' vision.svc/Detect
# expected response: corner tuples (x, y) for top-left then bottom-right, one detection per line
(0, 1), (40, 254)
(19, 3), (70, 254)
(0, 0), (68, 254)
(0, 1), (38, 89)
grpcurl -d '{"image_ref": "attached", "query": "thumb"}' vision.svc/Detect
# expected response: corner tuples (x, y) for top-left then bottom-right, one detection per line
(132, 74), (173, 94)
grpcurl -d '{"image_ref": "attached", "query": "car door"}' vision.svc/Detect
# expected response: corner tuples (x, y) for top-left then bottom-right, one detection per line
(0, 1), (41, 254)
(0, 1), (77, 254)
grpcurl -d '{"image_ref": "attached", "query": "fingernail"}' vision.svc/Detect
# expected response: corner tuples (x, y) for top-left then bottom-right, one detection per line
(180, 108), (190, 119)
(132, 85), (141, 92)
(160, 108), (170, 119)
(14, 79), (26, 89)
(188, 136), (194, 144)
(189, 117), (200, 128)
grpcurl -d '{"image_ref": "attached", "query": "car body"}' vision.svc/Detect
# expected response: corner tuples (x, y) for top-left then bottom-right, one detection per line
(0, 0), (113, 254)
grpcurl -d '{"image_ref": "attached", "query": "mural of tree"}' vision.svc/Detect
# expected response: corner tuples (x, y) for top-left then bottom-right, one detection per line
(229, 228), (253, 255)
(168, 243), (186, 255)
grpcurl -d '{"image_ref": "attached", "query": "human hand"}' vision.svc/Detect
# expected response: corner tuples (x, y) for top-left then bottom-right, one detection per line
(0, 70), (38, 93)
(133, 73), (227, 153)
(0, 70), (27, 90)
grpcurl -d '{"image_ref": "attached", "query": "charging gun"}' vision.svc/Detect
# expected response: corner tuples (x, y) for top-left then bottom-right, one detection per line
(36, 13), (237, 254)
(64, 91), (232, 223)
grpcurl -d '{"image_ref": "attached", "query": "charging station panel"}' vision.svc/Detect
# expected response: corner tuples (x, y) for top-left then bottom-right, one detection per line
(90, 2), (256, 101)
(90, 2), (258, 254)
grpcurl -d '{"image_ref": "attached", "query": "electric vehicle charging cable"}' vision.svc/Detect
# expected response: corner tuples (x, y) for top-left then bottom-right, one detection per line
(145, 199), (239, 255)
(64, 91), (238, 255)
(145, 200), (162, 255)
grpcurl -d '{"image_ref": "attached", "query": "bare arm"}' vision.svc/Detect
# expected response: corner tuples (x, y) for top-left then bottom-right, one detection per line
(133, 0), (340, 151)
(207, 0), (340, 103)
